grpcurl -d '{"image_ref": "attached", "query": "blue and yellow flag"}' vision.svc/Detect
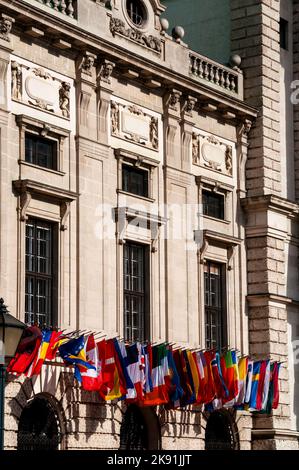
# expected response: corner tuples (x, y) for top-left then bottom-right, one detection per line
(249, 361), (261, 410)
(58, 335), (96, 382)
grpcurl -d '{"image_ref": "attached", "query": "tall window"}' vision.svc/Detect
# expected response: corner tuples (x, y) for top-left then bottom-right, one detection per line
(280, 18), (288, 50)
(124, 243), (149, 342)
(204, 262), (227, 350)
(25, 133), (57, 170)
(25, 219), (57, 327)
(202, 190), (225, 220)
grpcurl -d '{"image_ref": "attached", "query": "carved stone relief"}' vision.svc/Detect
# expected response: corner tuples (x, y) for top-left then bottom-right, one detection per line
(80, 52), (96, 76)
(11, 58), (72, 120)
(97, 59), (115, 85)
(109, 17), (162, 54)
(0, 14), (14, 42)
(111, 100), (160, 151)
(193, 132), (234, 176)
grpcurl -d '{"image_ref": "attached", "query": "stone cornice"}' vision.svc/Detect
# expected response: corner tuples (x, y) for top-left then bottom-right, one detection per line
(252, 429), (299, 441)
(2, 0), (257, 120)
(241, 194), (299, 217)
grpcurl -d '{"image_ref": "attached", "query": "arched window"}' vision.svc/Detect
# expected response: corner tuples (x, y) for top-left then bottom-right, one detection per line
(119, 406), (148, 450)
(205, 411), (239, 451)
(18, 396), (62, 450)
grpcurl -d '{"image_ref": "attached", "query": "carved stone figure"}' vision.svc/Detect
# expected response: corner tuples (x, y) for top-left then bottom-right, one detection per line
(33, 67), (52, 80)
(11, 61), (22, 100)
(81, 53), (96, 76)
(59, 82), (71, 118)
(111, 101), (119, 134)
(192, 133), (199, 164)
(0, 15), (14, 42)
(128, 104), (144, 116)
(150, 117), (159, 150)
(98, 60), (115, 84)
(109, 17), (162, 54)
(225, 145), (233, 175)
(169, 91), (181, 111)
(184, 97), (197, 116)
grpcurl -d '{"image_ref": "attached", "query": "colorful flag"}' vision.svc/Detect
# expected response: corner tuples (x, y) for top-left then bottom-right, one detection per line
(125, 342), (145, 402)
(244, 360), (254, 405)
(7, 326), (42, 376)
(211, 351), (228, 400)
(26, 329), (53, 377)
(248, 361), (261, 410)
(143, 344), (168, 406)
(165, 347), (184, 408)
(113, 339), (136, 400)
(143, 343), (153, 394)
(99, 339), (126, 401)
(201, 351), (216, 404)
(272, 362), (281, 410)
(80, 334), (104, 391)
(58, 335), (96, 382)
(261, 360), (271, 410)
(235, 357), (249, 407)
(221, 350), (239, 404)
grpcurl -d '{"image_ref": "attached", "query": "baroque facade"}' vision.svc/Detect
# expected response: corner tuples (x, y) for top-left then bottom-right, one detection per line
(0, 0), (298, 451)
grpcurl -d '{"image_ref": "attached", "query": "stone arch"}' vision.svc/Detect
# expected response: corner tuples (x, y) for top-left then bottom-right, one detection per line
(17, 392), (67, 450)
(119, 404), (161, 450)
(204, 409), (240, 451)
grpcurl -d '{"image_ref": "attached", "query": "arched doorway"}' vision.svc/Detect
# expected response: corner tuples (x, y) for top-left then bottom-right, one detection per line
(205, 411), (239, 450)
(119, 405), (161, 450)
(17, 395), (63, 450)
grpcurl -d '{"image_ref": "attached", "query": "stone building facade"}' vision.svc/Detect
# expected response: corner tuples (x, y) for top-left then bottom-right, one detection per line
(0, 0), (297, 451)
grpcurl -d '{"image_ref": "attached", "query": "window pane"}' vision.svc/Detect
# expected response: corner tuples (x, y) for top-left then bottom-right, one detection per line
(25, 134), (56, 170)
(204, 262), (226, 350)
(122, 164), (148, 198)
(123, 243), (148, 342)
(25, 219), (55, 327)
(202, 190), (224, 220)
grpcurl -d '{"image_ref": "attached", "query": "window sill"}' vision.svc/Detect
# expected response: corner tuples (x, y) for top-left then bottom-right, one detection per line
(117, 189), (155, 203)
(203, 215), (230, 225)
(18, 160), (66, 177)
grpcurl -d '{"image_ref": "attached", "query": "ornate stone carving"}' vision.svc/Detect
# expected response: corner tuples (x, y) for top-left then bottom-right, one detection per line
(109, 17), (162, 54)
(59, 82), (71, 118)
(81, 52), (96, 76)
(192, 133), (199, 164)
(225, 145), (233, 176)
(32, 67), (52, 80)
(168, 90), (181, 111)
(98, 60), (115, 84)
(150, 117), (159, 150)
(183, 96), (197, 116)
(11, 61), (22, 100)
(20, 192), (32, 222)
(0, 14), (14, 42)
(242, 119), (252, 136)
(111, 101), (120, 135)
(60, 201), (71, 231)
(111, 99), (160, 151)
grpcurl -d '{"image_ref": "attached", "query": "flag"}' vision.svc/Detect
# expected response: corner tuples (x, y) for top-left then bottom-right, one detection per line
(182, 350), (196, 405)
(202, 351), (216, 404)
(254, 360), (269, 411)
(165, 347), (184, 408)
(244, 360), (254, 405)
(80, 334), (104, 391)
(125, 342), (145, 402)
(58, 335), (96, 382)
(99, 339), (126, 401)
(143, 343), (153, 395)
(261, 360), (271, 410)
(221, 350), (239, 404)
(143, 344), (168, 406)
(211, 351), (228, 400)
(26, 329), (53, 377)
(7, 326), (42, 376)
(172, 349), (194, 406)
(235, 357), (249, 407)
(248, 361), (261, 410)
(193, 351), (206, 404)
(272, 362), (281, 410)
(113, 339), (136, 400)
(187, 351), (200, 403)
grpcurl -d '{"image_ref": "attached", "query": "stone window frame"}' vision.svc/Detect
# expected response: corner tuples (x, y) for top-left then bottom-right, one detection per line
(16, 114), (70, 175)
(196, 175), (234, 224)
(115, 148), (158, 202)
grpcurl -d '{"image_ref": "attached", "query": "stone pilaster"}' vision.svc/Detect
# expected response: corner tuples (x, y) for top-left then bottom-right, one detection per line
(293, 0), (299, 200)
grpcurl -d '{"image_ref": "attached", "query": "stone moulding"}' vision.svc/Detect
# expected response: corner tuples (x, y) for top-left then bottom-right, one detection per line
(109, 17), (162, 54)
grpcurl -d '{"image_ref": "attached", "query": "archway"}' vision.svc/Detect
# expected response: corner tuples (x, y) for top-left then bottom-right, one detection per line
(17, 395), (64, 450)
(119, 405), (161, 450)
(205, 410), (239, 450)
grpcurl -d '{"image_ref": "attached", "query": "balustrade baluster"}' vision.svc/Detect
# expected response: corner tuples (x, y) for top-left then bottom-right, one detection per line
(67, 0), (74, 18)
(53, 0), (59, 10)
(215, 67), (220, 86)
(210, 65), (215, 83)
(198, 59), (203, 78)
(61, 0), (66, 14)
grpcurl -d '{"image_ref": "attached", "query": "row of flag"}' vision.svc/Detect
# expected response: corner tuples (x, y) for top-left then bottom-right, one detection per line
(7, 326), (281, 413)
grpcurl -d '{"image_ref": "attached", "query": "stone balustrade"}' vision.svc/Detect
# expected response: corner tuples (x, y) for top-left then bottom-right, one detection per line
(35, 0), (76, 19)
(189, 52), (242, 100)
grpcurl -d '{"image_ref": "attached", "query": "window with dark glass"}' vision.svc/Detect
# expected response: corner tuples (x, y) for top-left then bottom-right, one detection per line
(126, 0), (146, 27)
(280, 18), (288, 50)
(25, 133), (57, 170)
(124, 242), (149, 342)
(122, 164), (149, 198)
(202, 190), (225, 220)
(204, 262), (227, 350)
(25, 219), (57, 327)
